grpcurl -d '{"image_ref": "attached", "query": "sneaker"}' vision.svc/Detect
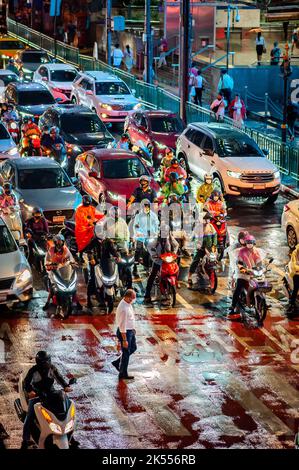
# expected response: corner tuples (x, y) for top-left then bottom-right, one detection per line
(42, 302), (50, 311)
(111, 359), (120, 371)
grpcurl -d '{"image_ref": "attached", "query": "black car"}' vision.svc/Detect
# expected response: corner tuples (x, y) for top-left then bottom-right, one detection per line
(15, 49), (51, 79)
(5, 82), (56, 120)
(39, 104), (115, 172)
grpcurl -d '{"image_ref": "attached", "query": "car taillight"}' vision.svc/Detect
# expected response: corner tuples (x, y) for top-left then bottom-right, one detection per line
(284, 205), (290, 212)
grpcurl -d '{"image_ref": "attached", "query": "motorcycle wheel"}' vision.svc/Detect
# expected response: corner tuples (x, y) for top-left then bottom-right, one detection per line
(166, 282), (176, 308)
(254, 294), (267, 326)
(209, 270), (218, 294)
(282, 277), (291, 299)
(56, 299), (72, 319)
(106, 295), (114, 314)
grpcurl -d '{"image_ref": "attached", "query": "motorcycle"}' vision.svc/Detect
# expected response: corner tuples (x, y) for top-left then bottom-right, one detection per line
(94, 239), (119, 314)
(190, 249), (218, 294)
(235, 259), (273, 326)
(25, 232), (53, 274)
(46, 261), (78, 318)
(14, 373), (77, 449)
(117, 246), (135, 294)
(210, 214), (229, 261)
(151, 252), (179, 308)
(42, 144), (68, 171)
(21, 133), (42, 157)
(0, 205), (24, 243)
(5, 118), (20, 143)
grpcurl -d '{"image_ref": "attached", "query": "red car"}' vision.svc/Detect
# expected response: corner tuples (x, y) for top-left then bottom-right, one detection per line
(74, 149), (159, 205)
(124, 110), (185, 168)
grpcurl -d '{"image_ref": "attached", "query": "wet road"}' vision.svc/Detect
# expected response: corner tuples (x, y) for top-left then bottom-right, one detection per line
(1, 193), (299, 449)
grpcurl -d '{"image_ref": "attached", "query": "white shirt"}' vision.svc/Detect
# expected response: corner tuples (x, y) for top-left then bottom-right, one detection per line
(256, 36), (265, 46)
(115, 298), (136, 333)
(195, 75), (203, 88)
(112, 48), (124, 66)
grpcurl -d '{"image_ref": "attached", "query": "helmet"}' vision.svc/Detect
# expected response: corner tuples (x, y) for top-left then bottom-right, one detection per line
(35, 350), (51, 369)
(165, 147), (173, 156)
(23, 116), (29, 124)
(82, 195), (92, 206)
(32, 206), (43, 217)
(50, 126), (58, 134)
(171, 157), (179, 165)
(139, 175), (150, 184)
(238, 230), (249, 244)
(204, 173), (212, 183)
(3, 182), (12, 194)
(53, 234), (65, 248)
(211, 190), (221, 200)
(244, 234), (256, 245)
(169, 171), (179, 181)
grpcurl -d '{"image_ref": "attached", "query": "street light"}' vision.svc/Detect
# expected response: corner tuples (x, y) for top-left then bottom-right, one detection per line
(226, 3), (240, 70)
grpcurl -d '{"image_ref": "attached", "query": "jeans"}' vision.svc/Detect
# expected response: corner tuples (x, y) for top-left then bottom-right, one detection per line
(290, 274), (299, 304)
(232, 279), (249, 309)
(144, 262), (160, 298)
(116, 329), (137, 377)
(23, 397), (40, 441)
(189, 249), (205, 275)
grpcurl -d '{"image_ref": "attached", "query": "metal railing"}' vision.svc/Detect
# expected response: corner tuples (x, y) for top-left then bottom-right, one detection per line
(7, 18), (299, 183)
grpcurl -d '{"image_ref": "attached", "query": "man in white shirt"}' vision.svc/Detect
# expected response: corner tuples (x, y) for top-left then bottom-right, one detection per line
(217, 69), (234, 105)
(112, 44), (124, 68)
(112, 289), (137, 380)
(194, 70), (206, 107)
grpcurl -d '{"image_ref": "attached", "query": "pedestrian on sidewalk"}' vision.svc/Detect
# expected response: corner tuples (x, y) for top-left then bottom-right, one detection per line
(217, 69), (234, 106)
(193, 70), (206, 107)
(188, 68), (197, 102)
(291, 27), (299, 53)
(158, 37), (168, 68)
(287, 99), (298, 142)
(112, 289), (137, 381)
(270, 42), (281, 65)
(123, 45), (134, 73)
(256, 32), (266, 66)
(112, 44), (124, 68)
(67, 21), (77, 46)
(210, 93), (226, 121)
(228, 93), (246, 127)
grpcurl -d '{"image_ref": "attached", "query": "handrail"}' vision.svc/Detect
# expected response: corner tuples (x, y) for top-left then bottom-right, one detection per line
(202, 52), (235, 71)
(192, 44), (214, 58)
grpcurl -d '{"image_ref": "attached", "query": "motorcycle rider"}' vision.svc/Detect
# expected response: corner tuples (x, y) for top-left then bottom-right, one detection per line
(21, 351), (71, 450)
(40, 125), (53, 149)
(204, 190), (227, 218)
(20, 116), (41, 156)
(229, 234), (263, 315)
(75, 195), (104, 253)
(2, 103), (19, 122)
(116, 134), (130, 150)
(196, 174), (214, 204)
(132, 199), (159, 276)
(127, 175), (157, 208)
(101, 206), (130, 251)
(0, 182), (17, 209)
(188, 211), (218, 287)
(144, 222), (179, 304)
(25, 207), (49, 258)
(6, 57), (19, 75)
(164, 157), (187, 183)
(161, 171), (186, 202)
(286, 242), (299, 315)
(160, 148), (174, 183)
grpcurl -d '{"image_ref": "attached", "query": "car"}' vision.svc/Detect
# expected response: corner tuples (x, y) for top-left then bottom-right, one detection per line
(281, 199), (299, 249)
(124, 110), (185, 167)
(0, 157), (82, 225)
(0, 216), (33, 308)
(75, 148), (158, 205)
(0, 69), (19, 100)
(176, 122), (281, 203)
(5, 82), (56, 120)
(70, 71), (141, 123)
(0, 121), (19, 156)
(0, 36), (25, 63)
(14, 49), (51, 80)
(39, 104), (115, 168)
(33, 63), (78, 104)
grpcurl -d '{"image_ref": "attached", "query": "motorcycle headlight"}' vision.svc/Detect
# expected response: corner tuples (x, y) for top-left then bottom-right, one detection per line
(101, 104), (112, 111)
(15, 268), (32, 287)
(227, 171), (242, 179)
(273, 170), (280, 179)
(70, 145), (82, 153)
(10, 122), (18, 129)
(8, 146), (18, 155)
(49, 422), (63, 435)
(133, 103), (142, 110)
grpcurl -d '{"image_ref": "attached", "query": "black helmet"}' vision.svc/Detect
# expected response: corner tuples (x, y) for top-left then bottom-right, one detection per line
(211, 189), (221, 200)
(35, 350), (51, 369)
(238, 230), (249, 244)
(23, 116), (29, 124)
(171, 157), (179, 165)
(32, 206), (43, 217)
(3, 182), (12, 194)
(82, 195), (92, 206)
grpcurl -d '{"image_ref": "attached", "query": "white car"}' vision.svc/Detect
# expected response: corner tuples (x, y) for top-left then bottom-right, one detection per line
(0, 69), (19, 100)
(177, 122), (281, 203)
(33, 63), (78, 103)
(70, 70), (141, 122)
(281, 199), (299, 249)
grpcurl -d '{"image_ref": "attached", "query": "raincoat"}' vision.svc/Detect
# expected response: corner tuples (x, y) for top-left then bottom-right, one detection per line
(204, 199), (227, 218)
(288, 244), (299, 278)
(45, 245), (74, 266)
(196, 183), (214, 203)
(75, 204), (104, 252)
(161, 180), (185, 199)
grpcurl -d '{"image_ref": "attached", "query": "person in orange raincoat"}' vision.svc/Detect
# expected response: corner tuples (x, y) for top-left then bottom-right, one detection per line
(75, 195), (104, 252)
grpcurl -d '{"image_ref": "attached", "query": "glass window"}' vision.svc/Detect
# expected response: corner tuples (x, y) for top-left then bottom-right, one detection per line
(38, 67), (48, 78)
(216, 136), (263, 157)
(17, 167), (72, 189)
(191, 130), (206, 148)
(0, 40), (24, 49)
(85, 155), (94, 169)
(0, 73), (18, 86)
(140, 116), (147, 129)
(21, 52), (49, 63)
(102, 158), (147, 179)
(203, 136), (214, 151)
(0, 123), (12, 140)
(95, 81), (130, 95)
(150, 116), (184, 133)
(0, 225), (17, 254)
(60, 114), (107, 134)
(91, 159), (100, 173)
(50, 70), (77, 82)
(17, 90), (55, 106)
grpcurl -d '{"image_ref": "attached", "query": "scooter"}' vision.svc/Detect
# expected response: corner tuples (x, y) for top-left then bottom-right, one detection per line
(117, 246), (135, 294)
(14, 372), (77, 449)
(26, 232), (53, 274)
(190, 249), (218, 294)
(210, 214), (229, 261)
(6, 119), (20, 143)
(59, 221), (78, 259)
(94, 256), (119, 314)
(151, 252), (179, 308)
(42, 144), (68, 171)
(20, 133), (42, 156)
(46, 261), (78, 318)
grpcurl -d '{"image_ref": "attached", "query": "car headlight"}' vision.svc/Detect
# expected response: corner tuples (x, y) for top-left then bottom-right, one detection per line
(227, 170), (242, 179)
(8, 146), (18, 155)
(107, 190), (119, 201)
(101, 104), (112, 111)
(273, 170), (280, 179)
(133, 103), (142, 110)
(15, 268), (32, 287)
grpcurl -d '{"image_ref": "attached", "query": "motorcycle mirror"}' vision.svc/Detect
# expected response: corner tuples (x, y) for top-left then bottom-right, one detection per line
(268, 257), (274, 264)
(68, 377), (77, 385)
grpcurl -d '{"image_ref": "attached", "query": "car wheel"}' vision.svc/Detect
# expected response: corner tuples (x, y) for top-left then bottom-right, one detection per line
(287, 226), (297, 250)
(212, 175), (224, 194)
(71, 96), (77, 104)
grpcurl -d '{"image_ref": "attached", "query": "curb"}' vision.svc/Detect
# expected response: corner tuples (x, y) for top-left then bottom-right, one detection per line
(280, 184), (299, 199)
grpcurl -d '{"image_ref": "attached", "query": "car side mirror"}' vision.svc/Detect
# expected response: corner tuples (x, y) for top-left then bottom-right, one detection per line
(89, 171), (98, 178)
(203, 148), (214, 157)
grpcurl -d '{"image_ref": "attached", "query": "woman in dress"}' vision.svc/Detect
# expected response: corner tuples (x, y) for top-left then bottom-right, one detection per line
(123, 45), (134, 73)
(228, 94), (246, 127)
(256, 32), (266, 66)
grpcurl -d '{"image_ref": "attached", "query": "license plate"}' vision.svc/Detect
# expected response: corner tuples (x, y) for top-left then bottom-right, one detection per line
(0, 294), (7, 302)
(53, 216), (65, 223)
(117, 112), (126, 116)
(253, 184), (265, 189)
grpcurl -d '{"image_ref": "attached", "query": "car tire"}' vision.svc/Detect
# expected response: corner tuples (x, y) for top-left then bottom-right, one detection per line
(212, 175), (224, 194)
(287, 226), (298, 250)
(71, 96), (77, 104)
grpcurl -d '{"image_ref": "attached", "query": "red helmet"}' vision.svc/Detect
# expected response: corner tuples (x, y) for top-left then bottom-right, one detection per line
(244, 234), (256, 245)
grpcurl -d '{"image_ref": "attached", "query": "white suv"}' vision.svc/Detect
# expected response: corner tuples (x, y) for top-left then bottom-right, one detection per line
(177, 122), (281, 203)
(70, 71), (142, 123)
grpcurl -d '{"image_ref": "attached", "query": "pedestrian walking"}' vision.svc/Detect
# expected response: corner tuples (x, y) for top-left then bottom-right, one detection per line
(67, 21), (77, 46)
(256, 32), (266, 66)
(291, 27), (299, 53)
(270, 41), (281, 65)
(228, 93), (246, 127)
(188, 69), (197, 102)
(158, 37), (168, 68)
(210, 93), (226, 121)
(112, 44), (124, 68)
(123, 45), (134, 73)
(286, 99), (298, 142)
(193, 70), (206, 107)
(217, 69), (234, 106)
(112, 289), (137, 381)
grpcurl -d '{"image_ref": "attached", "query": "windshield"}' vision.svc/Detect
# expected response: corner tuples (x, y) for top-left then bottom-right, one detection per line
(18, 90), (55, 106)
(102, 158), (147, 179)
(18, 167), (72, 189)
(0, 74), (18, 86)
(61, 114), (107, 134)
(95, 82), (130, 95)
(0, 40), (24, 49)
(21, 52), (49, 63)
(216, 136), (262, 157)
(150, 116), (184, 133)
(0, 124), (11, 140)
(50, 70), (77, 82)
(0, 225), (17, 253)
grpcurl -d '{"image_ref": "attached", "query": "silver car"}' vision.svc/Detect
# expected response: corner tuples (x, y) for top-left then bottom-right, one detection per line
(0, 217), (32, 307)
(0, 157), (82, 225)
(0, 121), (19, 156)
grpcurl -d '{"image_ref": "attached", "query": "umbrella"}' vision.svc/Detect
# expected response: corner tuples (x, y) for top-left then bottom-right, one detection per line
(248, 28), (266, 33)
(93, 42), (98, 60)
